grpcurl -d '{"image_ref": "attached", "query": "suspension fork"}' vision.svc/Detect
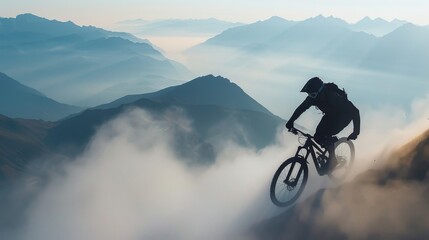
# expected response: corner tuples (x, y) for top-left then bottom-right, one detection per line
(284, 146), (309, 186)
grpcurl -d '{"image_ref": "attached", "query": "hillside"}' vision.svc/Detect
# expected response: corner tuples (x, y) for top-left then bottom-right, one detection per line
(252, 129), (429, 239)
(0, 115), (53, 182)
(0, 72), (82, 121)
(47, 97), (283, 164)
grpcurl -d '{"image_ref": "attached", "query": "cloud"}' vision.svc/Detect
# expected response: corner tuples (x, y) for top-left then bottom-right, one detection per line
(318, 179), (429, 239)
(9, 108), (302, 240)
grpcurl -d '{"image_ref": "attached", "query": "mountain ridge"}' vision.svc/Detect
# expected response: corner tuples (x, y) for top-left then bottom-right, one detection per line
(0, 72), (82, 121)
(2, 13), (145, 43)
(187, 16), (296, 52)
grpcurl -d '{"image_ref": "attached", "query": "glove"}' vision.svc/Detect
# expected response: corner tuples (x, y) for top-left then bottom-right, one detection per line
(285, 120), (294, 130)
(347, 132), (358, 141)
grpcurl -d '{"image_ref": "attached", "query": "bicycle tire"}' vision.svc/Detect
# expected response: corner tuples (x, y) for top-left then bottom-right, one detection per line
(270, 157), (308, 207)
(328, 137), (355, 181)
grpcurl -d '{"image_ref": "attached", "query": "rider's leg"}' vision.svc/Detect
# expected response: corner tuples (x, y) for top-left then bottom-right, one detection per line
(315, 113), (353, 145)
(315, 114), (352, 171)
(314, 115), (334, 148)
(314, 116), (335, 172)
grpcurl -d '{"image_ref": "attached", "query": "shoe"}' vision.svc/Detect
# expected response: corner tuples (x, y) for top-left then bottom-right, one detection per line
(317, 155), (331, 175)
(327, 156), (339, 172)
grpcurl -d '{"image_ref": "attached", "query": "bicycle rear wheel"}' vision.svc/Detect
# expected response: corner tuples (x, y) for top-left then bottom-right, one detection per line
(270, 157), (308, 207)
(328, 137), (355, 181)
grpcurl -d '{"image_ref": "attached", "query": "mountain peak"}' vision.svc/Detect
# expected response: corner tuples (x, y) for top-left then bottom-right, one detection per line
(16, 13), (41, 20)
(266, 16), (288, 22)
(391, 18), (408, 25)
(150, 74), (273, 115)
(96, 75), (273, 116)
(374, 17), (389, 23)
(304, 15), (349, 27)
(15, 13), (72, 25)
(185, 74), (231, 85)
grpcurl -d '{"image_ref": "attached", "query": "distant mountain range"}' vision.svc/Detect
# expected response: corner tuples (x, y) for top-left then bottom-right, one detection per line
(187, 15), (429, 79)
(192, 17), (297, 51)
(0, 13), (145, 43)
(194, 15), (409, 46)
(263, 16), (377, 60)
(0, 72), (82, 120)
(117, 15), (408, 39)
(360, 23), (429, 77)
(116, 18), (244, 37)
(188, 15), (408, 51)
(0, 14), (193, 106)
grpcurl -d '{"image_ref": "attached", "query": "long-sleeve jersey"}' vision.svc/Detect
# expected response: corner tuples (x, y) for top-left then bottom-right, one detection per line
(289, 87), (360, 135)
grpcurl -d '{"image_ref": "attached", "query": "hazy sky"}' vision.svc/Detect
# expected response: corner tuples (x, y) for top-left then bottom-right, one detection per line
(1, 0), (428, 28)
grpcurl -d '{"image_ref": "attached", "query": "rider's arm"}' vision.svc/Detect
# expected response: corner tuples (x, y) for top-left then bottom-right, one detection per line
(289, 97), (313, 123)
(345, 102), (360, 140)
(350, 104), (360, 135)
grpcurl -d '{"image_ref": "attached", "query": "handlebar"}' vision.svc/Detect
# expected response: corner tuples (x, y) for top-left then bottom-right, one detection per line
(288, 127), (313, 139)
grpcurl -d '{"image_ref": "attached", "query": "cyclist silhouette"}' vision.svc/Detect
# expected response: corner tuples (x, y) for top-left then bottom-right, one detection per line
(285, 77), (360, 170)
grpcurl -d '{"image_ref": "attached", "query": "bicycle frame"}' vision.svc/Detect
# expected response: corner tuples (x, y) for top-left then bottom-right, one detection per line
(293, 132), (328, 176)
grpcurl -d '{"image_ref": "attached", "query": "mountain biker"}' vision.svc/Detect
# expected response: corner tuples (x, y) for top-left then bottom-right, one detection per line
(285, 77), (360, 170)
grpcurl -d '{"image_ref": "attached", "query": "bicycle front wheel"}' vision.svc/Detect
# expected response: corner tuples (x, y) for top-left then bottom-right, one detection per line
(328, 137), (355, 182)
(270, 157), (308, 207)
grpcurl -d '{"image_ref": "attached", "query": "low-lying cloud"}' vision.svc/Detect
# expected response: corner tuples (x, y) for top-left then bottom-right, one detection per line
(10, 109), (298, 240)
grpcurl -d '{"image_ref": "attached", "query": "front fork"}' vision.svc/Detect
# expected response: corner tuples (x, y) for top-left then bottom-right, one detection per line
(284, 149), (307, 187)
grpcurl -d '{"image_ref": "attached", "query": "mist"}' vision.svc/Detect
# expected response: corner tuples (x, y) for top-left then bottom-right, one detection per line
(3, 109), (292, 240)
(2, 87), (428, 239)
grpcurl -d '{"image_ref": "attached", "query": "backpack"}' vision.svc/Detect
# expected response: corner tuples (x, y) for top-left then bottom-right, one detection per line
(325, 82), (348, 99)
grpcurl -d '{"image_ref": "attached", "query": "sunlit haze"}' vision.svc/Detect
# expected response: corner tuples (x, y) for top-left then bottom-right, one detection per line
(1, 0), (429, 28)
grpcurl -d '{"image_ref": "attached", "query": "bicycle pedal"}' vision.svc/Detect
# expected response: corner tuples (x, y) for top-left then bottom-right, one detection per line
(337, 161), (346, 168)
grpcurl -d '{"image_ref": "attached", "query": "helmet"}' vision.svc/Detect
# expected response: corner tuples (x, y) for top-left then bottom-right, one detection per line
(301, 77), (324, 98)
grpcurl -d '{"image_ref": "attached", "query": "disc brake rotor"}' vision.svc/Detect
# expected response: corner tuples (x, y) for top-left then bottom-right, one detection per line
(287, 178), (296, 191)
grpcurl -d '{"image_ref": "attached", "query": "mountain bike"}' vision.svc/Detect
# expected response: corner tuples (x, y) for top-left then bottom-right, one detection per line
(270, 127), (355, 207)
